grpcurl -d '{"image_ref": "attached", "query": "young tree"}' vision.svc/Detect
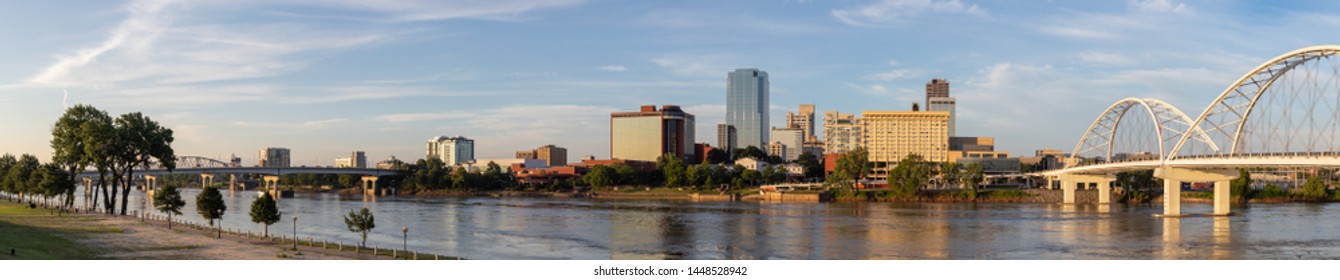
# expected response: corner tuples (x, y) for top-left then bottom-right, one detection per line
(961, 162), (985, 199)
(249, 192), (282, 237)
(583, 165), (616, 189)
(1301, 175), (1329, 199)
(659, 154), (688, 187)
(6, 154), (40, 202)
(196, 186), (226, 226)
(0, 154), (14, 199)
(1230, 168), (1252, 202)
(152, 184), (186, 229)
(37, 163), (74, 205)
(344, 207), (376, 247)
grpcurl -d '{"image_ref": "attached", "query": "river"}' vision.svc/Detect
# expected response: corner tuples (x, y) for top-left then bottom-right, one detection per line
(69, 187), (1340, 259)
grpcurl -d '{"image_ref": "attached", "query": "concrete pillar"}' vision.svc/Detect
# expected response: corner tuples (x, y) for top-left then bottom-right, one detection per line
(263, 175), (280, 199)
(1213, 180), (1231, 216)
(1098, 182), (1112, 204)
(362, 176), (379, 196)
(1061, 180), (1076, 204)
(83, 177), (93, 195)
(1163, 179), (1181, 217)
(229, 174), (238, 191)
(201, 173), (215, 188)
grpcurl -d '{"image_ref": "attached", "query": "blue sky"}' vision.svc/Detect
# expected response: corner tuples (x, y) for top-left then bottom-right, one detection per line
(2, 0), (1339, 165)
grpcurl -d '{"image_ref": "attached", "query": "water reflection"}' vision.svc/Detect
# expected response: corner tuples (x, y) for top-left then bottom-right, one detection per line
(64, 186), (1340, 260)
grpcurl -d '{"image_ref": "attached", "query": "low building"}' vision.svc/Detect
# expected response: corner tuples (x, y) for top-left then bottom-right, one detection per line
(461, 158), (547, 173)
(765, 141), (787, 161)
(735, 157), (767, 171)
(516, 166), (583, 185)
(956, 157), (1022, 174)
(823, 153), (841, 175)
(516, 144), (569, 167)
(693, 143), (714, 164)
(948, 136), (1009, 163)
(780, 163), (804, 177)
(570, 159), (656, 170)
(375, 156), (403, 169)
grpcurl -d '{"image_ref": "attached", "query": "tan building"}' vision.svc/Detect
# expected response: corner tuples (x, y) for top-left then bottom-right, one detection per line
(517, 145), (568, 167)
(786, 104), (817, 142)
(823, 111), (863, 155)
(610, 105), (696, 162)
(770, 127), (804, 161)
(862, 111), (949, 180)
(766, 141), (787, 161)
(948, 136), (1009, 163)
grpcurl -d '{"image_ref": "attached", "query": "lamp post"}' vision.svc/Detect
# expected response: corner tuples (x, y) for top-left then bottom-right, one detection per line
(401, 226), (409, 254)
(292, 215), (298, 250)
(216, 209), (223, 239)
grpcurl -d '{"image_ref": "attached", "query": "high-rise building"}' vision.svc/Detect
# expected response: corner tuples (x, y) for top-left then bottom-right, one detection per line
(786, 104), (817, 142)
(517, 145), (568, 167)
(610, 105), (696, 162)
(925, 79), (956, 137)
(823, 111), (863, 155)
(862, 110), (949, 180)
(727, 68), (769, 150)
(335, 151), (367, 168)
(258, 147), (290, 168)
(427, 136), (475, 166)
(770, 127), (804, 162)
(716, 123), (736, 155)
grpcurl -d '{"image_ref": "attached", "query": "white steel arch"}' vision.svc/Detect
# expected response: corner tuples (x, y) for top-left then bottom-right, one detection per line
(1070, 98), (1218, 165)
(1169, 45), (1340, 160)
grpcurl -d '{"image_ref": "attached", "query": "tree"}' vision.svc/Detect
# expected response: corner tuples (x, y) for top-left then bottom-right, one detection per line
(50, 105), (109, 207)
(1301, 175), (1329, 199)
(37, 163), (74, 204)
(961, 162), (985, 199)
(796, 152), (824, 180)
(249, 192), (282, 237)
(0, 154), (14, 200)
(196, 186), (226, 226)
(735, 146), (766, 160)
(706, 149), (730, 164)
(659, 154), (688, 187)
(583, 165), (616, 189)
(152, 184), (186, 229)
(111, 112), (176, 215)
(740, 169), (761, 186)
(1230, 168), (1252, 202)
(939, 162), (962, 189)
(344, 207), (376, 247)
(888, 154), (930, 197)
(826, 147), (871, 189)
(6, 154), (40, 202)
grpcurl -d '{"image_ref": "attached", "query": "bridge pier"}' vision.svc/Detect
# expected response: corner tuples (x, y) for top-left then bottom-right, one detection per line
(200, 173), (216, 188)
(83, 177), (93, 195)
(362, 176), (380, 196)
(1154, 167), (1237, 217)
(263, 175), (280, 199)
(144, 175), (158, 196)
(1053, 173), (1114, 204)
(229, 174), (238, 191)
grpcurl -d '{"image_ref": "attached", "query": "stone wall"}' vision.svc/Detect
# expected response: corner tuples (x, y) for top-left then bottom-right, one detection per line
(1022, 189), (1101, 204)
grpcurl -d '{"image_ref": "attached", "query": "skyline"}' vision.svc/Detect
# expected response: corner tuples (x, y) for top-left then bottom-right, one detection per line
(3, 1), (1340, 165)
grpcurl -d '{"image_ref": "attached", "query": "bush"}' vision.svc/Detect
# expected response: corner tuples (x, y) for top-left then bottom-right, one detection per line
(1256, 184), (1289, 199)
(1299, 176), (1330, 200)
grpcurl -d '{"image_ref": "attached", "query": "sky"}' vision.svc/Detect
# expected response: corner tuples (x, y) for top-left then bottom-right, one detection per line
(2, 0), (1339, 166)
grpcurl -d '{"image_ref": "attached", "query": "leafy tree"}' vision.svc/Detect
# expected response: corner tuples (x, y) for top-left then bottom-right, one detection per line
(196, 186), (226, 226)
(826, 146), (871, 188)
(50, 105), (109, 207)
(795, 152), (824, 180)
(705, 149), (730, 164)
(37, 163), (74, 203)
(583, 165), (616, 189)
(344, 207), (376, 247)
(6, 154), (40, 202)
(0, 154), (14, 199)
(740, 169), (761, 186)
(483, 162), (504, 190)
(938, 162), (961, 189)
(249, 192), (282, 237)
(735, 146), (766, 160)
(659, 154), (688, 187)
(888, 154), (930, 197)
(960, 162), (985, 199)
(1230, 168), (1252, 202)
(153, 184), (186, 229)
(1301, 175), (1330, 199)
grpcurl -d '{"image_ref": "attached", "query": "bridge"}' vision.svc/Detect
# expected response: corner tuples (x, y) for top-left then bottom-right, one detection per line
(78, 155), (404, 197)
(1041, 45), (1340, 217)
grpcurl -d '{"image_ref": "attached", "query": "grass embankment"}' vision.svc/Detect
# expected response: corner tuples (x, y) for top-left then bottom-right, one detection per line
(0, 202), (118, 260)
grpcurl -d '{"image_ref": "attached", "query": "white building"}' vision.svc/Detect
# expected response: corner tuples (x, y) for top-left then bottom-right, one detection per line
(823, 111), (863, 155)
(427, 136), (474, 166)
(335, 151), (366, 168)
(734, 157), (767, 171)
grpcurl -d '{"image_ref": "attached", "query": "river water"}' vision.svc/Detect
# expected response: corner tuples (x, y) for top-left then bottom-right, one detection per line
(70, 187), (1340, 259)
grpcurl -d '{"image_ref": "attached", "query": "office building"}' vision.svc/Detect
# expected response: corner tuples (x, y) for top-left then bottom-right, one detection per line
(786, 104), (817, 142)
(948, 136), (1009, 163)
(427, 136), (475, 166)
(610, 105), (696, 162)
(926, 79), (956, 137)
(334, 151), (366, 168)
(375, 156), (403, 169)
(823, 111), (863, 155)
(727, 68), (769, 149)
(258, 147), (290, 168)
(862, 110), (950, 180)
(517, 144), (568, 167)
(766, 141), (787, 161)
(717, 123), (736, 155)
(771, 127), (804, 162)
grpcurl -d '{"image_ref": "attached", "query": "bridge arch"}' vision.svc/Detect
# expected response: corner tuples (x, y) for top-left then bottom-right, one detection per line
(1070, 98), (1217, 165)
(173, 156), (232, 168)
(1169, 45), (1340, 160)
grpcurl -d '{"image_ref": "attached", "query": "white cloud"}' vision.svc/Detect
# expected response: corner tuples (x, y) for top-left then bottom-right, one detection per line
(650, 54), (733, 78)
(230, 118), (348, 129)
(832, 0), (985, 28)
(1078, 51), (1134, 65)
(1038, 26), (1119, 40)
(598, 65), (627, 72)
(866, 60), (922, 81)
(1128, 0), (1193, 15)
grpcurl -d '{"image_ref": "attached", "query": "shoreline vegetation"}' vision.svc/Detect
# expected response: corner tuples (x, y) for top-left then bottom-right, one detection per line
(0, 200), (459, 260)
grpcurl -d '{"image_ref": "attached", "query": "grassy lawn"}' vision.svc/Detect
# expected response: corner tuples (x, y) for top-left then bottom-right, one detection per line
(0, 201), (111, 260)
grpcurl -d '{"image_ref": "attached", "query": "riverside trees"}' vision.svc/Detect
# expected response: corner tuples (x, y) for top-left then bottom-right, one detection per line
(48, 105), (175, 215)
(153, 184), (185, 229)
(250, 192), (281, 237)
(344, 207), (375, 247)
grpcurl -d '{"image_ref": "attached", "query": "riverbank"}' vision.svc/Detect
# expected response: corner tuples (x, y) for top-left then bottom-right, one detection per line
(0, 200), (453, 260)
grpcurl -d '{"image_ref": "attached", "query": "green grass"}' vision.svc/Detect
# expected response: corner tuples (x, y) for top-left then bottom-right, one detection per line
(0, 202), (50, 215)
(0, 202), (107, 260)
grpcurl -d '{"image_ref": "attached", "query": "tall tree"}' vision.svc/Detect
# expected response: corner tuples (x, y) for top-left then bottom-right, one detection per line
(196, 186), (226, 226)
(37, 163), (74, 204)
(249, 192), (282, 237)
(705, 149), (730, 164)
(111, 113), (176, 215)
(939, 162), (962, 189)
(152, 184), (186, 229)
(6, 154), (40, 202)
(81, 113), (116, 213)
(344, 207), (376, 247)
(1230, 168), (1252, 202)
(583, 165), (616, 189)
(0, 154), (16, 199)
(961, 162), (985, 199)
(795, 152), (824, 180)
(659, 154), (687, 187)
(50, 105), (110, 207)
(827, 146), (871, 189)
(888, 154), (930, 197)
(735, 146), (766, 161)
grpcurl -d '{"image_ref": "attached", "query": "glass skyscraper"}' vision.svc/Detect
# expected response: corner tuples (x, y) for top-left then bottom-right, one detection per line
(727, 68), (769, 150)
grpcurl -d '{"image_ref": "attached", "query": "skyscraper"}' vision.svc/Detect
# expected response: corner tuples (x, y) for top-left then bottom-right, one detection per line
(862, 110), (950, 180)
(610, 105), (696, 162)
(727, 68), (769, 150)
(427, 136), (474, 166)
(823, 111), (863, 155)
(258, 147), (290, 167)
(717, 122), (736, 154)
(786, 104), (816, 142)
(926, 78), (956, 136)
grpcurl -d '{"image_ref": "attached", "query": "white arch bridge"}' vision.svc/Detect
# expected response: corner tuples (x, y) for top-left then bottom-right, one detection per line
(1040, 45), (1340, 217)
(78, 155), (404, 197)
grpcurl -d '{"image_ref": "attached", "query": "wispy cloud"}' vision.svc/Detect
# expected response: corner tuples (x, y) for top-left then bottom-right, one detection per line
(1128, 0), (1193, 15)
(1078, 51), (1134, 65)
(866, 60), (922, 81)
(230, 118), (348, 129)
(832, 0), (986, 28)
(598, 65), (627, 72)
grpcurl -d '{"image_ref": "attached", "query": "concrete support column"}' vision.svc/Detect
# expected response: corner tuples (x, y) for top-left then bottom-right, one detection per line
(1213, 180), (1231, 216)
(263, 175), (280, 199)
(1098, 182), (1112, 204)
(83, 177), (93, 195)
(1061, 181), (1076, 204)
(362, 176), (379, 196)
(201, 173), (215, 188)
(145, 175), (158, 197)
(1163, 179), (1181, 217)
(229, 174), (237, 191)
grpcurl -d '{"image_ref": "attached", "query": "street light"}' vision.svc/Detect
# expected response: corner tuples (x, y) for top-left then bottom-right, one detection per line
(216, 209), (223, 239)
(401, 226), (409, 254)
(292, 215), (298, 251)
